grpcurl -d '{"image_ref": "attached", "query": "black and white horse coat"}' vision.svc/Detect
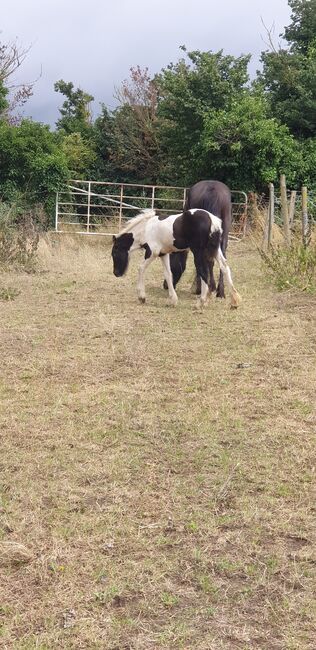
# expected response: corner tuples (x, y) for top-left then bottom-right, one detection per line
(112, 208), (240, 308)
(169, 180), (232, 297)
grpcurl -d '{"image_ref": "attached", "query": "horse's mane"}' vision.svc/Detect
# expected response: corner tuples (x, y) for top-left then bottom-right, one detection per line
(118, 209), (156, 235)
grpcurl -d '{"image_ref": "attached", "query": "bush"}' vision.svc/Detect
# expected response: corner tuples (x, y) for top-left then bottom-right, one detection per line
(0, 202), (41, 271)
(0, 120), (69, 222)
(260, 239), (316, 292)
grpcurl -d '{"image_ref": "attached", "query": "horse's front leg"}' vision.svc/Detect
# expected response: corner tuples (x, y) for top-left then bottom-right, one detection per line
(137, 254), (155, 303)
(160, 254), (178, 306)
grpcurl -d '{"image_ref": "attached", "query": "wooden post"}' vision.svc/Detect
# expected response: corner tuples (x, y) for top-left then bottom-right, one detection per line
(288, 190), (297, 227)
(119, 184), (124, 231)
(301, 186), (308, 247)
(280, 174), (290, 246)
(263, 184), (274, 250)
(268, 182), (274, 249)
(262, 209), (269, 250)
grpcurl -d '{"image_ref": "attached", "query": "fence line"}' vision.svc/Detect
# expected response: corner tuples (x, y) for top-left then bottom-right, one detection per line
(56, 180), (248, 240)
(265, 176), (315, 248)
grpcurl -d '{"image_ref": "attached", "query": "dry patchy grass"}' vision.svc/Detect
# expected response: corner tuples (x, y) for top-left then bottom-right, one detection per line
(0, 234), (316, 649)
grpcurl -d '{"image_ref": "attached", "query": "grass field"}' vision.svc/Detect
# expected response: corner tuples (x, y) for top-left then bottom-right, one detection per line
(1, 235), (316, 649)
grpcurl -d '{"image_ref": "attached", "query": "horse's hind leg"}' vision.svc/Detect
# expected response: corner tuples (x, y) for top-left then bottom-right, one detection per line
(192, 249), (209, 307)
(215, 248), (241, 308)
(161, 255), (178, 306)
(216, 232), (228, 298)
(191, 252), (214, 295)
(208, 259), (217, 293)
(216, 269), (225, 298)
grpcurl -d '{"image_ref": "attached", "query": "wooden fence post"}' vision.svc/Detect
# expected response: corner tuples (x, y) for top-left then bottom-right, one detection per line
(301, 185), (308, 247)
(280, 174), (291, 246)
(263, 183), (274, 250)
(288, 190), (297, 227)
(268, 182), (274, 249)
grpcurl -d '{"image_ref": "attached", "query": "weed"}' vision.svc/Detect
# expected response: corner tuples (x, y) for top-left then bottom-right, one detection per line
(0, 286), (20, 300)
(260, 240), (316, 292)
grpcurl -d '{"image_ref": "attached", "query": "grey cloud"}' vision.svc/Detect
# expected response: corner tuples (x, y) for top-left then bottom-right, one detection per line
(2, 0), (291, 125)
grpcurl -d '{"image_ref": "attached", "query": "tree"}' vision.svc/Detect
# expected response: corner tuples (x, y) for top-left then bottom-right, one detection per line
(0, 38), (33, 122)
(54, 79), (94, 137)
(107, 66), (161, 183)
(92, 105), (114, 181)
(0, 119), (68, 214)
(156, 48), (251, 184)
(60, 132), (96, 178)
(201, 92), (302, 189)
(260, 0), (316, 138)
(284, 0), (316, 54)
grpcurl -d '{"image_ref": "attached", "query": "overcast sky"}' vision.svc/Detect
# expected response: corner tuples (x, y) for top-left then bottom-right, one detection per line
(2, 0), (291, 126)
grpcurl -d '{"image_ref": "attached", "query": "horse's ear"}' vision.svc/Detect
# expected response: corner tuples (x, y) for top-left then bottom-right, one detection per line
(112, 235), (116, 243)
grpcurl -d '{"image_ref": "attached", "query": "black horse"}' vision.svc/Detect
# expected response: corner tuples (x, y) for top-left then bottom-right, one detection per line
(167, 180), (232, 297)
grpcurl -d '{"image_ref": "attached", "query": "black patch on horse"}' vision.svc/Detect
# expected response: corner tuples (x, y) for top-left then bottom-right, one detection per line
(112, 232), (134, 277)
(116, 233), (134, 249)
(141, 243), (152, 259)
(172, 214), (188, 250)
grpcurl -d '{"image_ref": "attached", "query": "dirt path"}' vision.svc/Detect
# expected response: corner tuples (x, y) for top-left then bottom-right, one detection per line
(1, 239), (316, 649)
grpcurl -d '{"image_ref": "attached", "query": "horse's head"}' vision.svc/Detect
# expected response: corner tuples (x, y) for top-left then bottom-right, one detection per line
(111, 233), (134, 277)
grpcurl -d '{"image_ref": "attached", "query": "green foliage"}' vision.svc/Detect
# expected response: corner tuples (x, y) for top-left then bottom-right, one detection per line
(92, 105), (114, 180)
(156, 48), (251, 184)
(102, 67), (160, 183)
(155, 48), (301, 190)
(284, 0), (316, 53)
(260, 240), (316, 292)
(60, 131), (96, 177)
(108, 104), (159, 183)
(260, 0), (316, 139)
(0, 285), (20, 300)
(260, 46), (316, 138)
(201, 93), (300, 189)
(0, 81), (9, 117)
(54, 79), (94, 137)
(0, 120), (68, 216)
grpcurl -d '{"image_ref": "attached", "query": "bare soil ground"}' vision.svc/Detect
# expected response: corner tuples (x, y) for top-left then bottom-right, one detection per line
(1, 236), (316, 649)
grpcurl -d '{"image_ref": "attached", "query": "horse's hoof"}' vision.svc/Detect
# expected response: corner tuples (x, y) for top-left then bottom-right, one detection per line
(230, 290), (242, 309)
(138, 297), (146, 304)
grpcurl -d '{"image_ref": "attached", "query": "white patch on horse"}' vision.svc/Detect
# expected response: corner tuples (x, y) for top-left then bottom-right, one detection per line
(209, 214), (222, 233)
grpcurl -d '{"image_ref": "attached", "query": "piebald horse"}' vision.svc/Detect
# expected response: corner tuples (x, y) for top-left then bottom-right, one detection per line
(168, 180), (232, 297)
(111, 208), (241, 308)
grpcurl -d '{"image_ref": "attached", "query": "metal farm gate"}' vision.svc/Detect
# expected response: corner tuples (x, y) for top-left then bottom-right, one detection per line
(55, 180), (248, 239)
